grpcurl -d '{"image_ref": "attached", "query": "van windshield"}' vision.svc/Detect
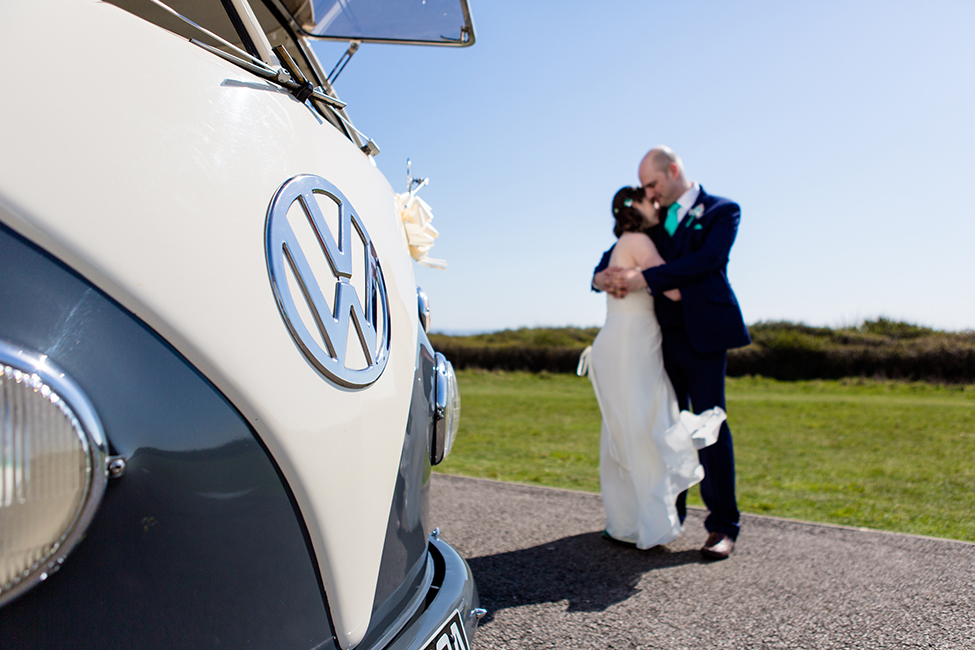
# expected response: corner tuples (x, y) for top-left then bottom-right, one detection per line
(281, 0), (474, 46)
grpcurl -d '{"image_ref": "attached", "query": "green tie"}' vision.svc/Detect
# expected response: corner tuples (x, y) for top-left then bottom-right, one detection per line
(664, 202), (681, 236)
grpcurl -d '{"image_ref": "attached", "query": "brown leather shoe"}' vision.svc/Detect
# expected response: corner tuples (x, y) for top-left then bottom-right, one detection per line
(701, 532), (734, 560)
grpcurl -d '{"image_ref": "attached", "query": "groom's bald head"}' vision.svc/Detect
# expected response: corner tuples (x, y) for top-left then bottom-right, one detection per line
(639, 146), (691, 208)
(641, 146), (685, 178)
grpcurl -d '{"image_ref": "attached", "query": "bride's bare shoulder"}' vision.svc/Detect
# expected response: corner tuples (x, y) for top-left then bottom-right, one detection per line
(617, 231), (654, 251)
(616, 231), (663, 268)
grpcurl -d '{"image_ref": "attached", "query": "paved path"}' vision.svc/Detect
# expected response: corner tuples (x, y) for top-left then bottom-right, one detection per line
(430, 474), (975, 650)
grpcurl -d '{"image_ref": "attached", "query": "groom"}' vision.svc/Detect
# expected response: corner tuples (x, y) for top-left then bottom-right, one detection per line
(592, 146), (750, 560)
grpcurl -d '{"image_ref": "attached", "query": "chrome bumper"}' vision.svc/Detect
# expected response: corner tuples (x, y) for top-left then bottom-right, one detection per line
(383, 533), (480, 650)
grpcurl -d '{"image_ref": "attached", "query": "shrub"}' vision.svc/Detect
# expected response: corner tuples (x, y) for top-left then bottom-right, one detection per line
(430, 320), (975, 383)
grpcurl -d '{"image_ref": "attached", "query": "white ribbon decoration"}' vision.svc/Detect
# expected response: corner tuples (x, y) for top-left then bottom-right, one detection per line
(394, 189), (447, 270)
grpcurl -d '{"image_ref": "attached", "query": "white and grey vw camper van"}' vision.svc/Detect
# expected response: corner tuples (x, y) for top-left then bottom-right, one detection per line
(0, 1), (477, 648)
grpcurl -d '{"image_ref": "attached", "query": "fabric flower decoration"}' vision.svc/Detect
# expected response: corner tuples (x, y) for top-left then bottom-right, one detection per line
(688, 204), (705, 220)
(394, 190), (447, 269)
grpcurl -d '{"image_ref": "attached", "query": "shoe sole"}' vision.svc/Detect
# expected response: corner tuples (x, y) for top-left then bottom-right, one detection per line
(700, 548), (732, 560)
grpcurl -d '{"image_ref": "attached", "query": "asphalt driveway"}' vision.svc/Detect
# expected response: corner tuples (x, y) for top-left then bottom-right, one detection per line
(430, 473), (975, 650)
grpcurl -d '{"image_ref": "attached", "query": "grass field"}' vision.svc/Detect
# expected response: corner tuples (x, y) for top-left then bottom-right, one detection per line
(435, 370), (975, 542)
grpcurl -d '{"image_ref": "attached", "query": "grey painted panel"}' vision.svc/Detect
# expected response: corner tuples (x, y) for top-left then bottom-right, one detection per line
(0, 223), (337, 649)
(361, 333), (437, 647)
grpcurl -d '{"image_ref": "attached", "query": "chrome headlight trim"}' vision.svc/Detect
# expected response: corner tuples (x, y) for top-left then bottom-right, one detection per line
(417, 287), (431, 333)
(431, 352), (461, 466)
(0, 340), (108, 608)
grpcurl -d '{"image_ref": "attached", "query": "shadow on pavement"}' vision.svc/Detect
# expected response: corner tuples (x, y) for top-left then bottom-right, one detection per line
(468, 531), (701, 623)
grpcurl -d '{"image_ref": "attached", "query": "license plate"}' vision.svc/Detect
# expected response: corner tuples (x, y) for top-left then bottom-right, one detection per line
(420, 610), (470, 650)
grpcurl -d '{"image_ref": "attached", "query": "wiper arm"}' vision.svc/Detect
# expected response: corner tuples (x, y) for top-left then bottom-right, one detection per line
(190, 39), (346, 109)
(146, 0), (346, 109)
(147, 0), (268, 69)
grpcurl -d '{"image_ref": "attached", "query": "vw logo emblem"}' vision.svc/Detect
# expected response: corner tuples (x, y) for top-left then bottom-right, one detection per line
(265, 174), (390, 388)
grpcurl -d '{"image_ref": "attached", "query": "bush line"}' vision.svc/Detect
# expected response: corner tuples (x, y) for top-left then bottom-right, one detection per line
(430, 319), (975, 383)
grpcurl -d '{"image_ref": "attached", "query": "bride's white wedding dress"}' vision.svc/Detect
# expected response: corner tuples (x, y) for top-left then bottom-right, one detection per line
(580, 289), (726, 549)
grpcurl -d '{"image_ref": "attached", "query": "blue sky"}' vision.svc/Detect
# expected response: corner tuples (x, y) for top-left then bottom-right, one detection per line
(313, 0), (975, 333)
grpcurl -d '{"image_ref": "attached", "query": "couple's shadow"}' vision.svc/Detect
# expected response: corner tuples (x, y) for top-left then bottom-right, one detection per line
(467, 531), (701, 624)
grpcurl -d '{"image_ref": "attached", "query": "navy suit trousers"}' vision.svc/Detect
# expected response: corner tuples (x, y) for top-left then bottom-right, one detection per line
(662, 327), (740, 540)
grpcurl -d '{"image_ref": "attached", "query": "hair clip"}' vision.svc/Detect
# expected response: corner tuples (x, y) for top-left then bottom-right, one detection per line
(613, 208), (619, 214)
(623, 198), (633, 208)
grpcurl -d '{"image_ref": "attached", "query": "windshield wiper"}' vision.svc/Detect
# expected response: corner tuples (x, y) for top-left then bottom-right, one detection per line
(190, 38), (346, 110)
(143, 0), (386, 154)
(146, 0), (345, 110)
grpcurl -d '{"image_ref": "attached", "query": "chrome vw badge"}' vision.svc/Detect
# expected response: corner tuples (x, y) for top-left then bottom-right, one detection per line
(265, 174), (390, 388)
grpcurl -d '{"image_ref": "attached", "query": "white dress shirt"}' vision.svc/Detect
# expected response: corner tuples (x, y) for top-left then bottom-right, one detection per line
(671, 183), (701, 225)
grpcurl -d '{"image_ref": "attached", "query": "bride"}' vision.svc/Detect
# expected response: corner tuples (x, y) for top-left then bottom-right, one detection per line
(581, 187), (725, 549)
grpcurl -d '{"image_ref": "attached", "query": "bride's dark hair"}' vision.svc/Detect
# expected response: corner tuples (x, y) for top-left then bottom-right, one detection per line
(611, 186), (647, 238)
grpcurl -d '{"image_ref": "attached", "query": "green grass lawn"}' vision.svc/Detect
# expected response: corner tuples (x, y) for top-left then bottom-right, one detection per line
(435, 370), (975, 542)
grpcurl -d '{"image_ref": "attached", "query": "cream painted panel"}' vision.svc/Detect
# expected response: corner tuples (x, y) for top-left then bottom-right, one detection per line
(0, 1), (419, 647)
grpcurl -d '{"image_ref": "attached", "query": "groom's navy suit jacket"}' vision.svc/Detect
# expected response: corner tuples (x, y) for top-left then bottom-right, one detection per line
(595, 186), (750, 353)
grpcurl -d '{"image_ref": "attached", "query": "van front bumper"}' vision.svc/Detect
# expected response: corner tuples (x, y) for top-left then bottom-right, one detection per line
(384, 533), (480, 650)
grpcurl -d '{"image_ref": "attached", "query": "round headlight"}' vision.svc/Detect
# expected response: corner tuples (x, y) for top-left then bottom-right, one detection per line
(0, 340), (107, 608)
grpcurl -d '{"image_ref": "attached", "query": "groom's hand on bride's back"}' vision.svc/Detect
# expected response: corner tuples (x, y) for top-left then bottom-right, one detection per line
(621, 267), (647, 294)
(592, 268), (617, 295)
(593, 267), (640, 299)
